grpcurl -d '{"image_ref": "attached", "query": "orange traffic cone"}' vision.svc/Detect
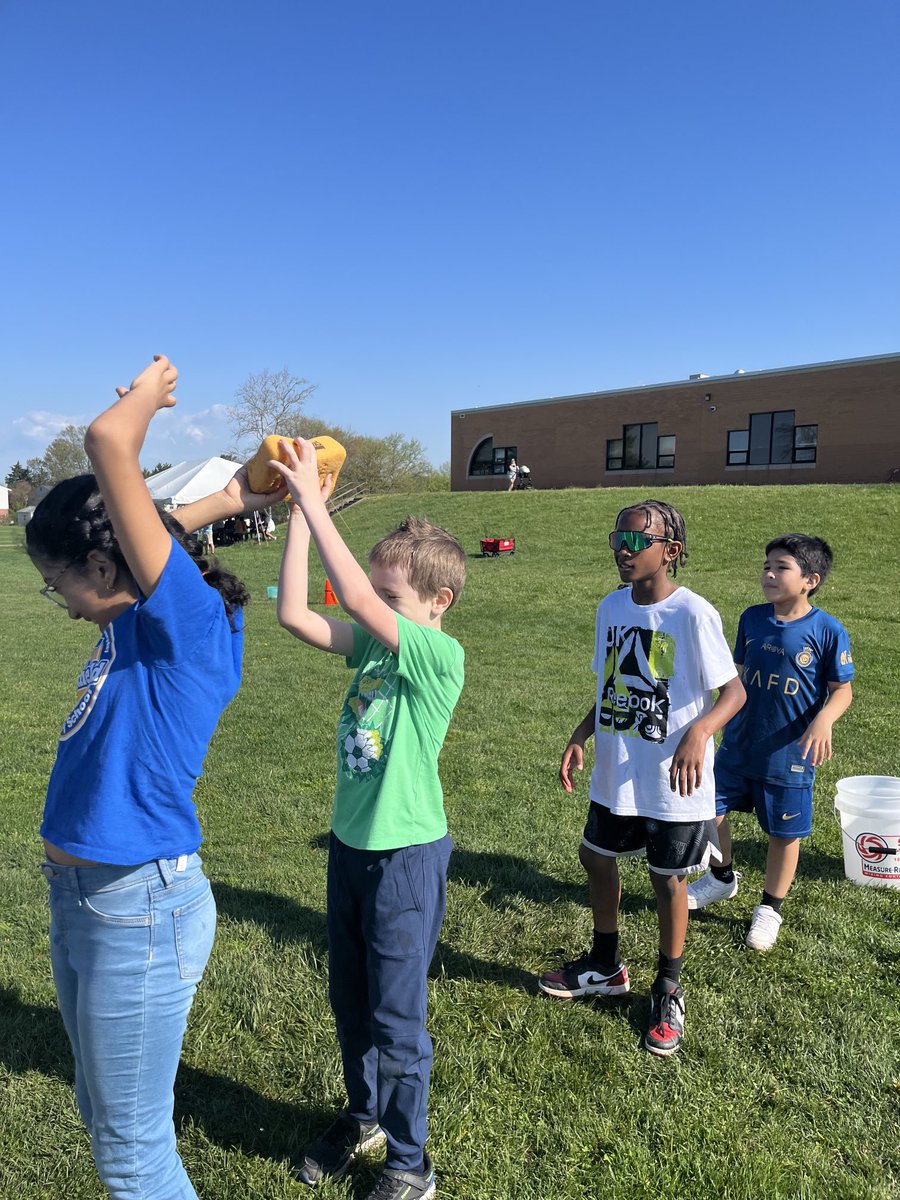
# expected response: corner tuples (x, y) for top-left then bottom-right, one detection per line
(324, 579), (338, 606)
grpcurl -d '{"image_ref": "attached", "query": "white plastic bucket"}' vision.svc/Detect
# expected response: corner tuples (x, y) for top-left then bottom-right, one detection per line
(834, 776), (900, 889)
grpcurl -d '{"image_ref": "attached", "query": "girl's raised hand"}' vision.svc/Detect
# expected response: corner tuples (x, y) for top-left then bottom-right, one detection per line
(115, 355), (178, 410)
(221, 464), (289, 515)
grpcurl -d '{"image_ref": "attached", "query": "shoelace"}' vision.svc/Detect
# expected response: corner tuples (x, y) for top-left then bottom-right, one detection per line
(654, 989), (682, 1032)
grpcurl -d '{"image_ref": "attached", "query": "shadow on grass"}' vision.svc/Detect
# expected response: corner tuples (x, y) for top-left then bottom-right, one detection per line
(730, 836), (845, 882)
(306, 833), (658, 917)
(450, 846), (656, 919)
(0, 986), (328, 1166)
(213, 882), (534, 992)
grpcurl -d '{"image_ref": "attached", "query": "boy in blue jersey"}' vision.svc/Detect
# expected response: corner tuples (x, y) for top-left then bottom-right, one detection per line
(688, 534), (854, 950)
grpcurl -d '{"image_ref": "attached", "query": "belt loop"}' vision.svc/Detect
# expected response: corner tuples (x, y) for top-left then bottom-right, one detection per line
(156, 858), (175, 887)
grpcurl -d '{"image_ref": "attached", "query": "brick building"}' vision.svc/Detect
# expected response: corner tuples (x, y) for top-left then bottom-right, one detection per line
(450, 352), (900, 490)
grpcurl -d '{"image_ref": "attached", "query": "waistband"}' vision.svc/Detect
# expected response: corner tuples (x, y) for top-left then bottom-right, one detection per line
(40, 853), (203, 892)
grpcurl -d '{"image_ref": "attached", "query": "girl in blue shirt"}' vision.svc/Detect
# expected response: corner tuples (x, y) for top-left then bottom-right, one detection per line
(26, 355), (284, 1200)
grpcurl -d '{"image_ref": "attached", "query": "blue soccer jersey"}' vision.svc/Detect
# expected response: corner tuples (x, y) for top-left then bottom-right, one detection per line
(716, 604), (854, 787)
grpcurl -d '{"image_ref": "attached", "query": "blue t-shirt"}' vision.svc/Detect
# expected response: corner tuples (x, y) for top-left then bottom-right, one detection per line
(716, 604), (854, 787)
(41, 537), (243, 863)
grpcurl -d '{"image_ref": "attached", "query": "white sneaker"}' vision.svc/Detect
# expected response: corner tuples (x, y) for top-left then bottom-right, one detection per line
(687, 870), (741, 911)
(746, 904), (783, 951)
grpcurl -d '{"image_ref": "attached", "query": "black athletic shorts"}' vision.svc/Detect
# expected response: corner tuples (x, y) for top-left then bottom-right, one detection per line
(582, 801), (721, 876)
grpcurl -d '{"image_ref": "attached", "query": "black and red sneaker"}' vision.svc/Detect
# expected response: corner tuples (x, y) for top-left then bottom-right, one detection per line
(644, 983), (685, 1056)
(538, 953), (630, 999)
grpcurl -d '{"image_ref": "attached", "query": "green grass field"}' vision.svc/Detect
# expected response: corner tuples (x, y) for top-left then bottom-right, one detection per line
(1, 485), (899, 1200)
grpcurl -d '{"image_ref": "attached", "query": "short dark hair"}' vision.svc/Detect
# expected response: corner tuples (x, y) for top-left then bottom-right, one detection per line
(615, 499), (689, 577)
(26, 474), (249, 620)
(764, 534), (833, 596)
(369, 515), (467, 608)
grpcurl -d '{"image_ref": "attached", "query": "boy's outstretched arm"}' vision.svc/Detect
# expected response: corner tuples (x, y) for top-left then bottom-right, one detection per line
(798, 680), (853, 767)
(560, 705), (596, 793)
(84, 355), (178, 598)
(276, 501), (353, 655)
(276, 438), (403, 654)
(669, 676), (746, 797)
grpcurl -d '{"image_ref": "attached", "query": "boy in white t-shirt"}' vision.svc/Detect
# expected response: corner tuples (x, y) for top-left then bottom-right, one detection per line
(540, 500), (745, 1056)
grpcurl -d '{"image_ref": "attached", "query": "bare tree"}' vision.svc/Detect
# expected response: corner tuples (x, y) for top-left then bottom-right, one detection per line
(227, 368), (317, 455)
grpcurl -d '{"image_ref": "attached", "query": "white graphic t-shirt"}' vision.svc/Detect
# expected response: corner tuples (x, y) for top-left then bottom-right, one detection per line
(590, 586), (737, 821)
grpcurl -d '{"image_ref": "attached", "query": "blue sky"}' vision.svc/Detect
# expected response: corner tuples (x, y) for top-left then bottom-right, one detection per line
(2, 0), (898, 476)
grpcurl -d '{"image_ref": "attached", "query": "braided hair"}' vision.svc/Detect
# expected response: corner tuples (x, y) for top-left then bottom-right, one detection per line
(615, 498), (689, 576)
(25, 475), (249, 622)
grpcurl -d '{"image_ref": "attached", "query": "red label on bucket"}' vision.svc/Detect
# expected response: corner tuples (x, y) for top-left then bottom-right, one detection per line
(855, 832), (900, 879)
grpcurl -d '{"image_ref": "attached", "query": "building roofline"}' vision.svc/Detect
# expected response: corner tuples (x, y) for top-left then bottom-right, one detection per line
(450, 351), (900, 418)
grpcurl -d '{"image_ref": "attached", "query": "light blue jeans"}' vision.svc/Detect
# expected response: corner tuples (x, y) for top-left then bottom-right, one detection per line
(43, 854), (216, 1200)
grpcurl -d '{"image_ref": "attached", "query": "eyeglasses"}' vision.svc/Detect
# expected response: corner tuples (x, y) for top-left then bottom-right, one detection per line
(39, 563), (77, 608)
(608, 530), (672, 554)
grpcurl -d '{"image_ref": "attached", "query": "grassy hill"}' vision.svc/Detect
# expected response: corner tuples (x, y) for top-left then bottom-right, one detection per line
(1, 483), (899, 1199)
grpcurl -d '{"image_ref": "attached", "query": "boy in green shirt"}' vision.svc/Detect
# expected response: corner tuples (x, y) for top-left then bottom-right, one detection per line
(274, 438), (466, 1200)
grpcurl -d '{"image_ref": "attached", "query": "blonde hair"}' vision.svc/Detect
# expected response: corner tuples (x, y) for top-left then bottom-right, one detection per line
(369, 516), (467, 608)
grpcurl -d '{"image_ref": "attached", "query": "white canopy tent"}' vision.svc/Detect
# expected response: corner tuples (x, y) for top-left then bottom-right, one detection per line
(144, 457), (239, 507)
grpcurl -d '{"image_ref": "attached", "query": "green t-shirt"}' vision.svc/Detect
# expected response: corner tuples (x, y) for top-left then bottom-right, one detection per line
(333, 614), (465, 850)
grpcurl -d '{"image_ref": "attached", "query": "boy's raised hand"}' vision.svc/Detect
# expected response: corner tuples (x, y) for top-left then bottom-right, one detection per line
(271, 437), (334, 509)
(115, 354), (178, 409)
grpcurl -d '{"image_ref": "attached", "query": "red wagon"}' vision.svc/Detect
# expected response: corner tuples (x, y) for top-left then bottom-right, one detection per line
(480, 537), (515, 557)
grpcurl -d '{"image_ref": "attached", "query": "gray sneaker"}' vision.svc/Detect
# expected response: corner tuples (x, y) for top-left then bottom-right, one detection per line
(298, 1111), (386, 1186)
(365, 1153), (436, 1200)
(687, 870), (741, 911)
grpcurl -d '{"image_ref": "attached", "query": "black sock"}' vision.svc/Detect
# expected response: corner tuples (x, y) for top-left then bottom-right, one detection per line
(653, 951), (683, 992)
(762, 891), (784, 915)
(590, 929), (619, 973)
(711, 862), (735, 884)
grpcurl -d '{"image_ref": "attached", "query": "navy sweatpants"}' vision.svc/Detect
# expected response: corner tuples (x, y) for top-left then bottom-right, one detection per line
(327, 832), (452, 1171)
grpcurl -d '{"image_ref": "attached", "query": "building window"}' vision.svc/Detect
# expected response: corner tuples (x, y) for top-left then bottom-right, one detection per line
(469, 436), (517, 477)
(606, 423), (675, 471)
(728, 412), (817, 466)
(657, 434), (676, 469)
(793, 424), (818, 463)
(727, 429), (749, 465)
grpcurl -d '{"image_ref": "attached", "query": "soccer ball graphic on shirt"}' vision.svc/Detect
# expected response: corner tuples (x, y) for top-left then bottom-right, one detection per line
(344, 727), (384, 774)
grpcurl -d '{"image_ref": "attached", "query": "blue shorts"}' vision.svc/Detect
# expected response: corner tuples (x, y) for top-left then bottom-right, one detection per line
(714, 763), (812, 839)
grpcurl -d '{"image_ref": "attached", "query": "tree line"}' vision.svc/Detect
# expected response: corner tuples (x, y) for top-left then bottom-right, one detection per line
(4, 367), (448, 516)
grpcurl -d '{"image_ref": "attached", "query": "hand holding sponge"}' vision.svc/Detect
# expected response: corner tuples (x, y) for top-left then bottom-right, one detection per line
(247, 434), (346, 494)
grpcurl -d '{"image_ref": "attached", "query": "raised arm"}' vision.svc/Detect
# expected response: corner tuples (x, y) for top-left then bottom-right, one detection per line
(84, 356), (177, 598)
(276, 502), (354, 655)
(276, 438), (402, 653)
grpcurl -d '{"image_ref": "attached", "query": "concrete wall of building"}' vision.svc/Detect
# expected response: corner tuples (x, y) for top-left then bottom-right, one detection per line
(450, 355), (900, 490)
